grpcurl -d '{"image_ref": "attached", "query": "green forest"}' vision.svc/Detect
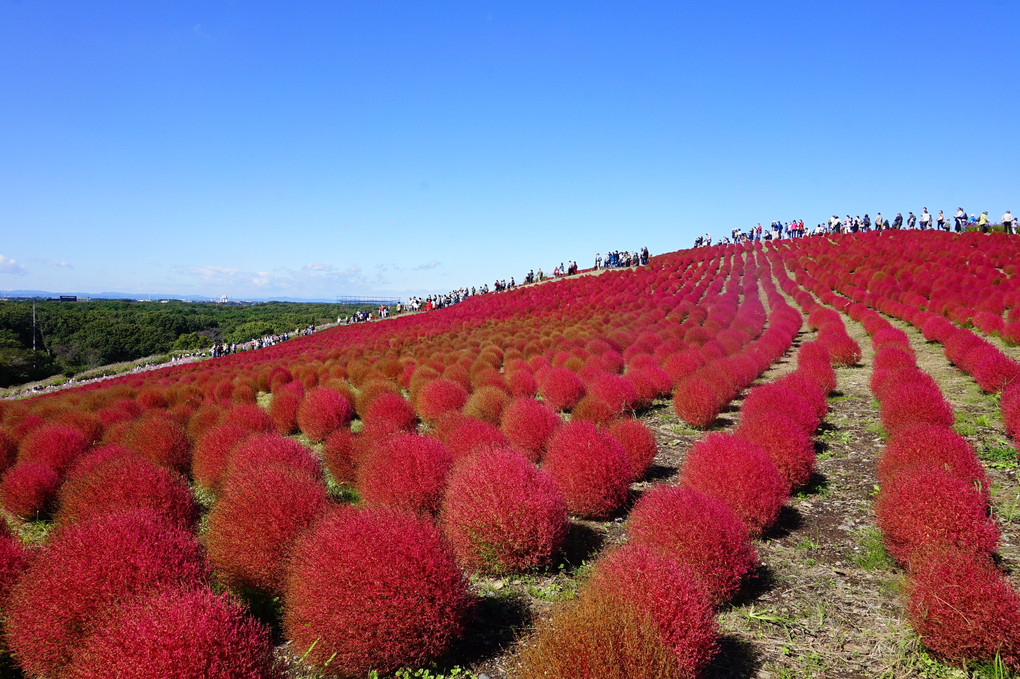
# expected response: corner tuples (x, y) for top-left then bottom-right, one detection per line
(0, 299), (371, 387)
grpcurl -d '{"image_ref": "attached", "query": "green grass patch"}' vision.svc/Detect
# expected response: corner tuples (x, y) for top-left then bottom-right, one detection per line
(979, 439), (1018, 470)
(852, 527), (894, 571)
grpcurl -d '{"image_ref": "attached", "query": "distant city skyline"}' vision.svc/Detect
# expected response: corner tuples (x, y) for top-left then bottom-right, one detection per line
(2, 2), (1017, 301)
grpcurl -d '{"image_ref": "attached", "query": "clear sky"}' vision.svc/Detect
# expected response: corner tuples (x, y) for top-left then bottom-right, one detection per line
(2, 1), (1018, 301)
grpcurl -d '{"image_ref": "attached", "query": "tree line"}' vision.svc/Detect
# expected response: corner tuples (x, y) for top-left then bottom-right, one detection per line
(0, 299), (368, 387)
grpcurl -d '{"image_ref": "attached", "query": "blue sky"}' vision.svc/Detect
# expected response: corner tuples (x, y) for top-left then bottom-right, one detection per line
(2, 1), (1018, 301)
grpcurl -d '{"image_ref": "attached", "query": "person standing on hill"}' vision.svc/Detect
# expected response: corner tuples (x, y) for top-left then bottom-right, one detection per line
(907, 212), (916, 229)
(937, 209), (946, 230)
(978, 211), (991, 232)
(875, 213), (885, 230)
(1004, 210), (1014, 235)
(955, 207), (966, 231)
(920, 208), (931, 230)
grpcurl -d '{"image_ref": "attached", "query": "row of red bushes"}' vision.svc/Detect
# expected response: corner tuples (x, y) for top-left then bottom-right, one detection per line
(777, 246), (1020, 670)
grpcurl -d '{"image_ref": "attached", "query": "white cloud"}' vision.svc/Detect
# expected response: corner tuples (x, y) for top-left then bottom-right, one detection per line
(303, 262), (335, 272)
(414, 260), (441, 271)
(0, 254), (26, 275)
(43, 259), (72, 268)
(193, 23), (210, 38)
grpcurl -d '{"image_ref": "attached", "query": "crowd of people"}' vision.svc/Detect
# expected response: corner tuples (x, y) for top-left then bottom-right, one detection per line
(595, 248), (650, 269)
(694, 208), (1015, 247)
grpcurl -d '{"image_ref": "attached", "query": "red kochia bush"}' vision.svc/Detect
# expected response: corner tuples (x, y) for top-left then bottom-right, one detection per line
(586, 545), (718, 676)
(5, 510), (209, 678)
(875, 464), (999, 565)
(225, 433), (322, 485)
(415, 379), (469, 424)
(192, 423), (252, 491)
(362, 392), (418, 437)
(878, 424), (990, 498)
(17, 423), (91, 474)
(463, 385), (511, 425)
(357, 433), (453, 516)
(437, 417), (509, 461)
(542, 420), (632, 519)
(441, 447), (568, 574)
(506, 369), (537, 398)
(297, 387), (354, 442)
(672, 377), (721, 428)
(500, 398), (560, 462)
(736, 411), (815, 493)
(1, 462), (60, 519)
(0, 429), (16, 475)
(54, 449), (198, 530)
(206, 466), (328, 597)
(607, 417), (659, 482)
(222, 403), (275, 434)
(283, 508), (471, 678)
(538, 367), (586, 412)
(0, 530), (29, 608)
(680, 433), (786, 536)
(628, 485), (757, 606)
(879, 379), (955, 434)
(906, 546), (1020, 669)
(122, 412), (191, 474)
(740, 383), (818, 437)
(322, 429), (358, 485)
(268, 389), (302, 435)
(64, 587), (281, 679)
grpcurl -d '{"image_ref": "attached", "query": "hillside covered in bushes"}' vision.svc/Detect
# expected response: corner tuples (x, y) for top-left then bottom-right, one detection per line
(2, 230), (1020, 678)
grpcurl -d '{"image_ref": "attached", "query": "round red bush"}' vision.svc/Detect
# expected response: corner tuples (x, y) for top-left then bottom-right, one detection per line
(297, 387), (354, 442)
(500, 397), (560, 462)
(740, 383), (818, 437)
(441, 447), (568, 574)
(463, 385), (511, 425)
(221, 403), (275, 434)
(268, 389), (302, 435)
(322, 428), (358, 485)
(570, 394), (623, 425)
(607, 418), (658, 482)
(54, 450), (198, 531)
(736, 411), (815, 493)
(672, 376), (721, 428)
(283, 508), (471, 678)
(1, 462), (59, 519)
(538, 367), (586, 412)
(0, 530), (29, 609)
(122, 412), (191, 474)
(357, 433), (453, 516)
(680, 432), (786, 536)
(879, 423), (990, 497)
(64, 588), (281, 679)
(506, 369), (537, 398)
(17, 423), (91, 474)
(415, 379), (469, 424)
(225, 433), (322, 485)
(206, 465), (328, 597)
(879, 379), (954, 435)
(906, 545), (1020, 669)
(436, 416), (509, 461)
(586, 545), (718, 676)
(876, 464), (999, 565)
(362, 392), (418, 437)
(586, 373), (639, 416)
(0, 429), (17, 476)
(628, 485), (757, 605)
(542, 420), (632, 519)
(5, 510), (209, 678)
(192, 424), (252, 491)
